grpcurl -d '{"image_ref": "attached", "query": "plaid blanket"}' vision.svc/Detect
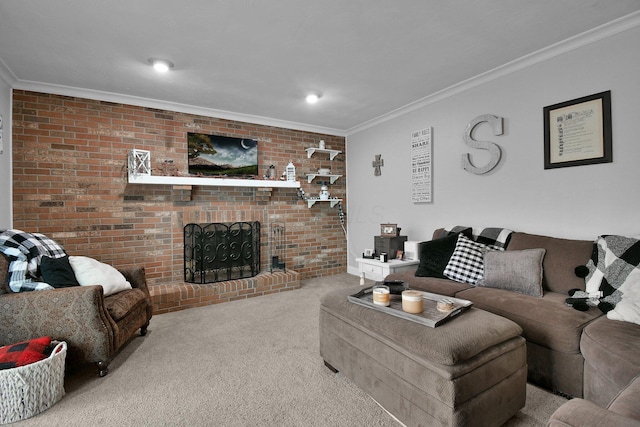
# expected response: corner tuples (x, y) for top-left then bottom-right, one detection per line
(586, 235), (640, 308)
(444, 225), (514, 248)
(0, 229), (67, 292)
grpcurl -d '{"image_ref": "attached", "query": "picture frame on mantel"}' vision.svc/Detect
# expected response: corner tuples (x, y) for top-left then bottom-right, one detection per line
(543, 90), (612, 169)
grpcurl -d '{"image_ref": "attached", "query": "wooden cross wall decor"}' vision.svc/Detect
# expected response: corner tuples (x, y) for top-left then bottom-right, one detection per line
(372, 154), (384, 176)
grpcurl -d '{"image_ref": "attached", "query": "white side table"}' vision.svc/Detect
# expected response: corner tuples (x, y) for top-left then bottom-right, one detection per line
(355, 257), (420, 282)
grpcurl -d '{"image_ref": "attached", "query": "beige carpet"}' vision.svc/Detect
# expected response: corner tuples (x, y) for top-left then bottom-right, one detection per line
(15, 273), (567, 426)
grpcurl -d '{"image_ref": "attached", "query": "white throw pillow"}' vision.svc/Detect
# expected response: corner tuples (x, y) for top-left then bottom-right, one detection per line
(606, 268), (640, 326)
(68, 256), (132, 296)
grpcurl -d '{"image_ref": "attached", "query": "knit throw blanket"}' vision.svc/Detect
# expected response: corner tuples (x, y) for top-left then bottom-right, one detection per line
(0, 229), (67, 292)
(444, 225), (514, 249)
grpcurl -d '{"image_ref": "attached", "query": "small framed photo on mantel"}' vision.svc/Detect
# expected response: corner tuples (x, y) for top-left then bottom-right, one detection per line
(543, 91), (612, 170)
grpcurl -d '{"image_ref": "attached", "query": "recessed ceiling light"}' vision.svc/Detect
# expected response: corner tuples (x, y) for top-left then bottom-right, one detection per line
(306, 94), (320, 104)
(148, 58), (174, 73)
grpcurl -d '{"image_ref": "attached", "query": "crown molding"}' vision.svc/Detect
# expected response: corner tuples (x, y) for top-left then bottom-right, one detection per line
(11, 81), (346, 137)
(0, 57), (17, 87)
(346, 10), (640, 136)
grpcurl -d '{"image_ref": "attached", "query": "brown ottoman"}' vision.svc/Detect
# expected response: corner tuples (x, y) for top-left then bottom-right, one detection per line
(320, 286), (526, 427)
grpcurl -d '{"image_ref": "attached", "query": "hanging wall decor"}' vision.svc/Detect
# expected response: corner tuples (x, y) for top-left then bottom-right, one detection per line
(462, 114), (504, 175)
(543, 90), (612, 169)
(372, 154), (384, 176)
(411, 127), (432, 203)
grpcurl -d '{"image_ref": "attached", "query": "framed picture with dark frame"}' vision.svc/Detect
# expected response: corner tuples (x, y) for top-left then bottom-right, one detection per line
(543, 91), (612, 169)
(380, 223), (398, 237)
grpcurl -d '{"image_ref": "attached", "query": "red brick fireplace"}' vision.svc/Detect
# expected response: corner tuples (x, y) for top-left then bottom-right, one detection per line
(10, 90), (347, 312)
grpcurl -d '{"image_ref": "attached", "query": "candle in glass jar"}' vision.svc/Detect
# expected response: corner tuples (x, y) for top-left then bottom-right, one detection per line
(372, 284), (390, 306)
(402, 290), (424, 314)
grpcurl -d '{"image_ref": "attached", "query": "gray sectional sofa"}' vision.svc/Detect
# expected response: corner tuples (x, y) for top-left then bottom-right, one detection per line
(383, 228), (640, 423)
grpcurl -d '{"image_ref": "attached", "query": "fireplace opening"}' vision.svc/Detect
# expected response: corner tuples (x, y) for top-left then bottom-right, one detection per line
(184, 222), (260, 284)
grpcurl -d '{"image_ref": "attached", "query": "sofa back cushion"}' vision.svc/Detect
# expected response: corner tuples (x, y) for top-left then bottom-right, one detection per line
(507, 232), (593, 294)
(432, 228), (448, 240)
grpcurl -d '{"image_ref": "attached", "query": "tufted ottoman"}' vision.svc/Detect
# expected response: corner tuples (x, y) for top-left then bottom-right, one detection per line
(320, 286), (527, 427)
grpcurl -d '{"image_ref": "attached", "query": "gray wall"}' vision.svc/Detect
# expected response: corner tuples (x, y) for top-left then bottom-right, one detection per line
(0, 77), (10, 229)
(346, 23), (640, 274)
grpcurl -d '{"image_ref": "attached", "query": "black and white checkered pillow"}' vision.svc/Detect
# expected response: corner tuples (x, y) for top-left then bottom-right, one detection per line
(443, 234), (503, 284)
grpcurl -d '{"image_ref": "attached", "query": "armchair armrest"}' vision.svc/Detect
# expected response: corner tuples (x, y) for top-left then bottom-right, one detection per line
(0, 285), (114, 365)
(118, 266), (150, 297)
(548, 398), (640, 427)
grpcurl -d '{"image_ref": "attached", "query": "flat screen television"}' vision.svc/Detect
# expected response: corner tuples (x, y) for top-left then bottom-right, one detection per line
(187, 133), (258, 177)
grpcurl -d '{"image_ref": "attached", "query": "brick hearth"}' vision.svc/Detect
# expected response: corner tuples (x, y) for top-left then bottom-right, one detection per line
(149, 270), (300, 314)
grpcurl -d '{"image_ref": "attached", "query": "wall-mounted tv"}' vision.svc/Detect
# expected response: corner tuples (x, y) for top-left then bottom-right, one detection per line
(188, 133), (258, 177)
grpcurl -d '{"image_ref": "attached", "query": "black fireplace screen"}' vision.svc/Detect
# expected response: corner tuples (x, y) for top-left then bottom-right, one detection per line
(184, 222), (260, 284)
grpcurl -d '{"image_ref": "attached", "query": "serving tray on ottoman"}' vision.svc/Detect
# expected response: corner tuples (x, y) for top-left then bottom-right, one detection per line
(320, 285), (526, 427)
(347, 285), (472, 328)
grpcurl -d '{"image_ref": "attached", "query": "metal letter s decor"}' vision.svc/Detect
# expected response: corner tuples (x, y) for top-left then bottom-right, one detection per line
(462, 114), (504, 175)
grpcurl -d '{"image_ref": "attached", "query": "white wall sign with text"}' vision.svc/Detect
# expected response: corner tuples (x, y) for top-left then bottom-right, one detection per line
(411, 127), (432, 203)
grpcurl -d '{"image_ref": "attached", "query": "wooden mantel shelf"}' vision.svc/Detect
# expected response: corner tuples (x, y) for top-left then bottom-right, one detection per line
(127, 174), (301, 188)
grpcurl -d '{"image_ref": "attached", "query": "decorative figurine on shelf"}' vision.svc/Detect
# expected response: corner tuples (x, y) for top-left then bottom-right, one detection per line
(285, 161), (296, 181)
(319, 140), (325, 149)
(319, 184), (330, 200)
(267, 164), (276, 180)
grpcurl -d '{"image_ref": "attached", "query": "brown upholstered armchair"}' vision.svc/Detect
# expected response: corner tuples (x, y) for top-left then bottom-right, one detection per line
(0, 253), (153, 376)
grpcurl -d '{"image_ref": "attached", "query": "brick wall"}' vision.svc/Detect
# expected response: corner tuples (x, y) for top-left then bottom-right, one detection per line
(11, 90), (347, 288)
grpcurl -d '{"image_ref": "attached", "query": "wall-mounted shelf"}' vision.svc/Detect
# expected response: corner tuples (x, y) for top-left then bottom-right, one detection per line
(306, 174), (342, 184)
(306, 198), (342, 208)
(127, 174), (300, 188)
(305, 147), (341, 161)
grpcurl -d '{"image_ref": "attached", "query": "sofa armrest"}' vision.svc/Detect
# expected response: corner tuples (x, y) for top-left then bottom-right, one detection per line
(0, 285), (114, 364)
(548, 398), (640, 427)
(118, 266), (150, 297)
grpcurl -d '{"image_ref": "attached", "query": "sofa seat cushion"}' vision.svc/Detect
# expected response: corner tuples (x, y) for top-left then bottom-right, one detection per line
(320, 286), (522, 366)
(104, 288), (148, 322)
(581, 316), (640, 397)
(385, 270), (472, 296)
(506, 232), (592, 294)
(456, 287), (602, 354)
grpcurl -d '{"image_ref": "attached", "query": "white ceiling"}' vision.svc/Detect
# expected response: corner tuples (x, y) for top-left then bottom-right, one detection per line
(1, 1), (639, 135)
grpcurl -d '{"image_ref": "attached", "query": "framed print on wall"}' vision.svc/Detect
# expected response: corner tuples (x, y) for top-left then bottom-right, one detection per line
(543, 90), (612, 169)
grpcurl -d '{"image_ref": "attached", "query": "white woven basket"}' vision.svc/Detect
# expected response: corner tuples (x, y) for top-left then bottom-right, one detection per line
(0, 341), (66, 424)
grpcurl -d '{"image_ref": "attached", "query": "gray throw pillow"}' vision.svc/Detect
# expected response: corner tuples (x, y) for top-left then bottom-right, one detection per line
(478, 248), (546, 297)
